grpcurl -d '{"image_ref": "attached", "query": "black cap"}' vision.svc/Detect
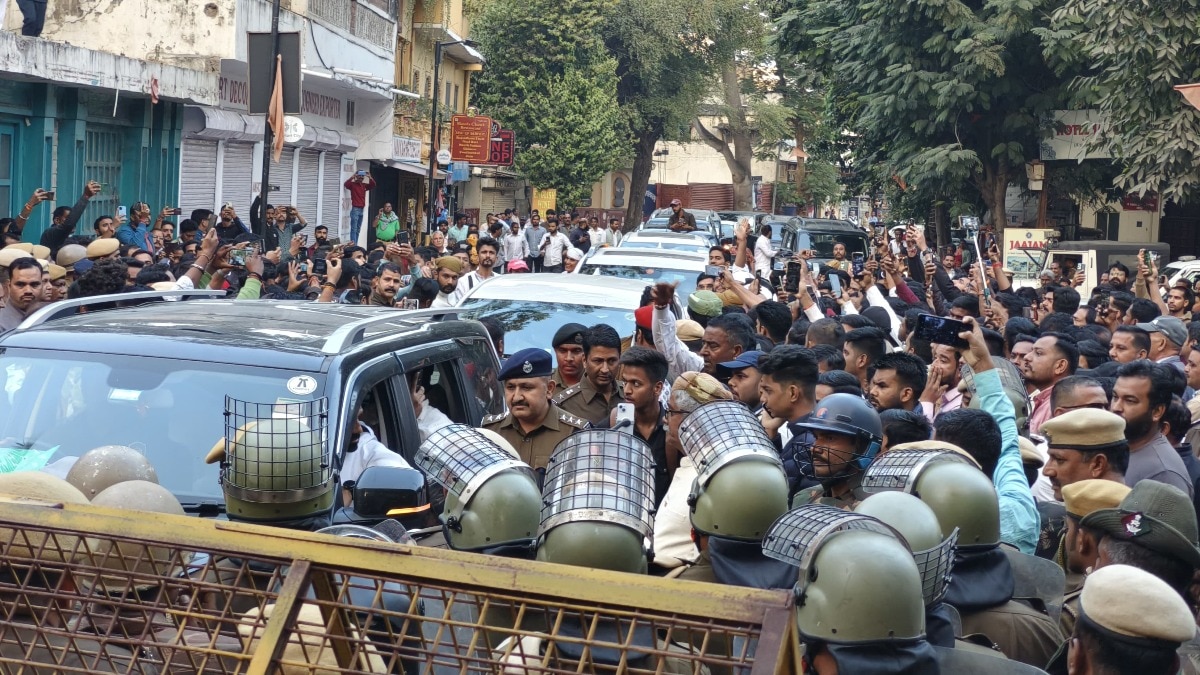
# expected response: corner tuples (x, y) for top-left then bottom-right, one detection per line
(498, 348), (553, 380)
(552, 323), (587, 349)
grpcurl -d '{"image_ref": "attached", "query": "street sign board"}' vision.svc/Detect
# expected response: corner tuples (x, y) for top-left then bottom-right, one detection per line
(282, 116), (305, 143)
(437, 149), (452, 166)
(450, 114), (492, 163)
(486, 129), (515, 166)
(247, 32), (302, 115)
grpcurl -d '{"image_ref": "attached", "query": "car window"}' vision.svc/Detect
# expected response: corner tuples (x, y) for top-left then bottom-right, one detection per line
(457, 338), (505, 418)
(581, 264), (699, 297)
(0, 350), (324, 504)
(458, 299), (638, 364)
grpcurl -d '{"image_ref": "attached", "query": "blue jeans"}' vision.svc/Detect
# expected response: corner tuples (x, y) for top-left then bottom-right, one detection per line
(349, 206), (364, 244)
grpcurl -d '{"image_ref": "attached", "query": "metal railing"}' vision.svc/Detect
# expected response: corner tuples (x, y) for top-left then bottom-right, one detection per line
(0, 498), (801, 674)
(308, 0), (396, 53)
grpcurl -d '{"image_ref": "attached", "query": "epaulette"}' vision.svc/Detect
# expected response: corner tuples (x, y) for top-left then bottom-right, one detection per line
(481, 412), (508, 425)
(552, 383), (582, 404)
(558, 410), (590, 429)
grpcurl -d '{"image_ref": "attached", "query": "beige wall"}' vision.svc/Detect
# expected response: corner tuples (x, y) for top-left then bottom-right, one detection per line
(1079, 201), (1161, 244)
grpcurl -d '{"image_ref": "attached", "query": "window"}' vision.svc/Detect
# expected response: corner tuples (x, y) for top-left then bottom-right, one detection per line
(412, 68), (419, 89)
(0, 125), (13, 217)
(444, 82), (451, 108)
(425, 75), (432, 98)
(458, 338), (505, 417)
(346, 100), (356, 127)
(453, 84), (460, 112)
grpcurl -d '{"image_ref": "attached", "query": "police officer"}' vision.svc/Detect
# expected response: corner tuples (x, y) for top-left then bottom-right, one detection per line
(761, 504), (941, 674)
(1066, 565), (1196, 675)
(482, 348), (590, 472)
(792, 392), (883, 509)
(0, 472), (157, 673)
(1055, 479), (1130, 637)
(553, 324), (626, 425)
(550, 323), (587, 390)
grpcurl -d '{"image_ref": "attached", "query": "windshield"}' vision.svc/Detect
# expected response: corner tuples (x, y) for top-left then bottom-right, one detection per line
(0, 350), (325, 505)
(620, 240), (708, 254)
(580, 264), (699, 297)
(641, 218), (672, 230)
(457, 299), (637, 360)
(807, 233), (867, 258)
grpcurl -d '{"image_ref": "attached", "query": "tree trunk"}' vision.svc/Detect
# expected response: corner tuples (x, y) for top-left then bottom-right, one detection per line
(693, 65), (756, 210)
(624, 129), (658, 232)
(975, 158), (1012, 237)
(933, 201), (950, 253)
(793, 117), (806, 203)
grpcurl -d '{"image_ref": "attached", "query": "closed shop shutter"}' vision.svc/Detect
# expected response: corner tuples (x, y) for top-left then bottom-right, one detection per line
(221, 142), (255, 213)
(295, 150), (321, 238)
(321, 152), (344, 236)
(84, 126), (123, 218)
(180, 139), (218, 216)
(480, 189), (515, 219)
(272, 148), (297, 207)
(688, 183), (734, 211)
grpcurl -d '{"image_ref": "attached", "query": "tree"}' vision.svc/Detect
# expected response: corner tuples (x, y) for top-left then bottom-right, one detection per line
(784, 0), (1074, 232)
(602, 0), (743, 228)
(1039, 0), (1200, 203)
(471, 0), (630, 209)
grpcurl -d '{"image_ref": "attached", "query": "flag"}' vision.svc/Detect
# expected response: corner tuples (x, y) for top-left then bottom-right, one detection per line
(1176, 83), (1200, 111)
(268, 55), (285, 163)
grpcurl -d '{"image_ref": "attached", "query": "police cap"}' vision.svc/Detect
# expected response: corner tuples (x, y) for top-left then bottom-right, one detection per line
(499, 348), (553, 380)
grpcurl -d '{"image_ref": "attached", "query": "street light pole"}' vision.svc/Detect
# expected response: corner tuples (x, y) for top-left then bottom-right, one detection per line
(258, 0), (282, 238)
(425, 40), (445, 236)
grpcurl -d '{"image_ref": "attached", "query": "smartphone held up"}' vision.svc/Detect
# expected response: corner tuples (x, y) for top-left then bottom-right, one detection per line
(913, 313), (970, 349)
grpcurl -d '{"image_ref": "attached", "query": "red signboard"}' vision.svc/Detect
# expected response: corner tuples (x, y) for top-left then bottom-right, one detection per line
(1121, 192), (1159, 212)
(450, 114), (493, 163)
(487, 130), (515, 166)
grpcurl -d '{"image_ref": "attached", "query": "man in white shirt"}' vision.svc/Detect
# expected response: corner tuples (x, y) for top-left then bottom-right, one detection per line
(603, 218), (624, 247)
(501, 221), (528, 272)
(588, 218), (606, 249)
(341, 412), (412, 492)
(454, 236), (498, 300)
(429, 256), (462, 307)
(538, 219), (571, 273)
(753, 224), (777, 278)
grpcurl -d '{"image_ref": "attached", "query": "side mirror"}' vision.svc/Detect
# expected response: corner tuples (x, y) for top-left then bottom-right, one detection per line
(349, 466), (429, 520)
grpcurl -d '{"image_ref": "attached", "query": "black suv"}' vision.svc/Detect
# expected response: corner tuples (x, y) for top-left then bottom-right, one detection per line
(0, 292), (503, 514)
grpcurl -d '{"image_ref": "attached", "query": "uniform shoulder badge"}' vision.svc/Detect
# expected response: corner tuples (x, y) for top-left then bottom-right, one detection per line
(481, 412), (508, 425)
(559, 411), (590, 429)
(552, 383), (581, 404)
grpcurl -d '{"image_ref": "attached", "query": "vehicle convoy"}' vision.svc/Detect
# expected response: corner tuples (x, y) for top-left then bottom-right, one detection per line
(776, 217), (872, 268)
(618, 230), (717, 254)
(1037, 240), (1171, 291)
(0, 294), (503, 511)
(576, 248), (710, 297)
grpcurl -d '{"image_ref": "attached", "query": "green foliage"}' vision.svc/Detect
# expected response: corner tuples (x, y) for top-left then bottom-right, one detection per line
(470, 0), (629, 207)
(1039, 0), (1200, 203)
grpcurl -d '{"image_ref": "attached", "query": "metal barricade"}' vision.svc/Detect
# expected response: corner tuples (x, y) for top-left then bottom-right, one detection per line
(0, 498), (799, 674)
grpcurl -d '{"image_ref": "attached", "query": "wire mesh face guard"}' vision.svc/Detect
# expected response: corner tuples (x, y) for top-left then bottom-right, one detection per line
(861, 449), (978, 494)
(538, 430), (656, 539)
(762, 504), (906, 588)
(679, 401), (781, 486)
(221, 397), (332, 504)
(414, 423), (534, 520)
(913, 528), (958, 605)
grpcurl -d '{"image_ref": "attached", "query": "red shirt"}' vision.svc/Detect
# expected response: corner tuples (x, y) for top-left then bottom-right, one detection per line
(343, 176), (376, 208)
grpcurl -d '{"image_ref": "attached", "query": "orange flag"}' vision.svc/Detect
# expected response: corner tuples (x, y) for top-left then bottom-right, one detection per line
(268, 54), (285, 163)
(1176, 83), (1200, 111)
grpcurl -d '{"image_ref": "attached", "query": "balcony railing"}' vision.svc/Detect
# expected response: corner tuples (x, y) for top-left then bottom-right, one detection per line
(308, 0), (395, 53)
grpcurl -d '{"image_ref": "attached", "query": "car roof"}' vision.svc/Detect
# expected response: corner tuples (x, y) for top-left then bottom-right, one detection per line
(460, 273), (655, 307)
(623, 231), (711, 243)
(585, 248), (709, 264)
(0, 300), (482, 369)
(786, 218), (865, 233)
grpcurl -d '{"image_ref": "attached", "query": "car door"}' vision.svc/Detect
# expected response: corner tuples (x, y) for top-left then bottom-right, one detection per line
(392, 341), (478, 465)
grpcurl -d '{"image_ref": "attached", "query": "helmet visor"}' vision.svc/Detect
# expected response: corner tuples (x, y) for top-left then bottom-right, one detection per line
(679, 401), (780, 485)
(415, 424), (533, 518)
(762, 504), (904, 575)
(861, 449), (977, 494)
(914, 528), (958, 605)
(221, 397), (331, 504)
(539, 430), (655, 538)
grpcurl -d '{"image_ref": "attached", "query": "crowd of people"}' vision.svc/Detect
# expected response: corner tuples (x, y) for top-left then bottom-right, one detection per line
(3, 178), (1200, 672)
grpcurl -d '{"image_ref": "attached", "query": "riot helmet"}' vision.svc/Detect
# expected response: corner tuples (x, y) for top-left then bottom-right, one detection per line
(88, 480), (186, 593)
(415, 424), (541, 553)
(65, 445), (158, 499)
(680, 401), (789, 541)
(912, 461), (1001, 548)
(861, 444), (980, 494)
(537, 430), (655, 574)
(217, 398), (334, 524)
(855, 491), (958, 605)
(0, 472), (89, 565)
(762, 504), (926, 644)
(795, 393), (883, 483)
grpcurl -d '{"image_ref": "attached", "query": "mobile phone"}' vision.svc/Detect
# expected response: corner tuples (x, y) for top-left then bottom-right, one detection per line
(400, 274), (412, 286)
(704, 265), (721, 277)
(784, 262), (801, 294)
(43, 191), (56, 201)
(402, 299), (420, 310)
(851, 253), (864, 276)
(171, 208), (183, 216)
(829, 273), (842, 297)
(313, 259), (328, 276)
(1149, 251), (1160, 265)
(1021, 307), (1035, 319)
(356, 170), (366, 177)
(228, 248), (249, 267)
(1077, 263), (1085, 273)
(297, 262), (308, 275)
(117, 206), (128, 218)
(913, 313), (970, 349)
(615, 403), (635, 431)
(397, 231), (410, 246)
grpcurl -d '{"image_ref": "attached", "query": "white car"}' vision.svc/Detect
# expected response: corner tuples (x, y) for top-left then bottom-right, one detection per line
(452, 274), (682, 359)
(617, 230), (715, 256)
(578, 248), (711, 297)
(1162, 258), (1200, 290)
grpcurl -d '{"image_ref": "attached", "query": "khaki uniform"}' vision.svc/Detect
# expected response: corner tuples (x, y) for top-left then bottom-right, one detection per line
(792, 475), (863, 510)
(960, 599), (1063, 669)
(482, 404), (590, 470)
(1058, 587), (1081, 639)
(552, 375), (624, 425)
(551, 369), (579, 391)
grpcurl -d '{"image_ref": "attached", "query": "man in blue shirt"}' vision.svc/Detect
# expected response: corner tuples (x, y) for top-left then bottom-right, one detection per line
(114, 202), (162, 254)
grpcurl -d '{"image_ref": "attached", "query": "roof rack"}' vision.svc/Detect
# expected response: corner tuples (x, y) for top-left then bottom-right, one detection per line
(15, 289), (227, 331)
(320, 312), (422, 355)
